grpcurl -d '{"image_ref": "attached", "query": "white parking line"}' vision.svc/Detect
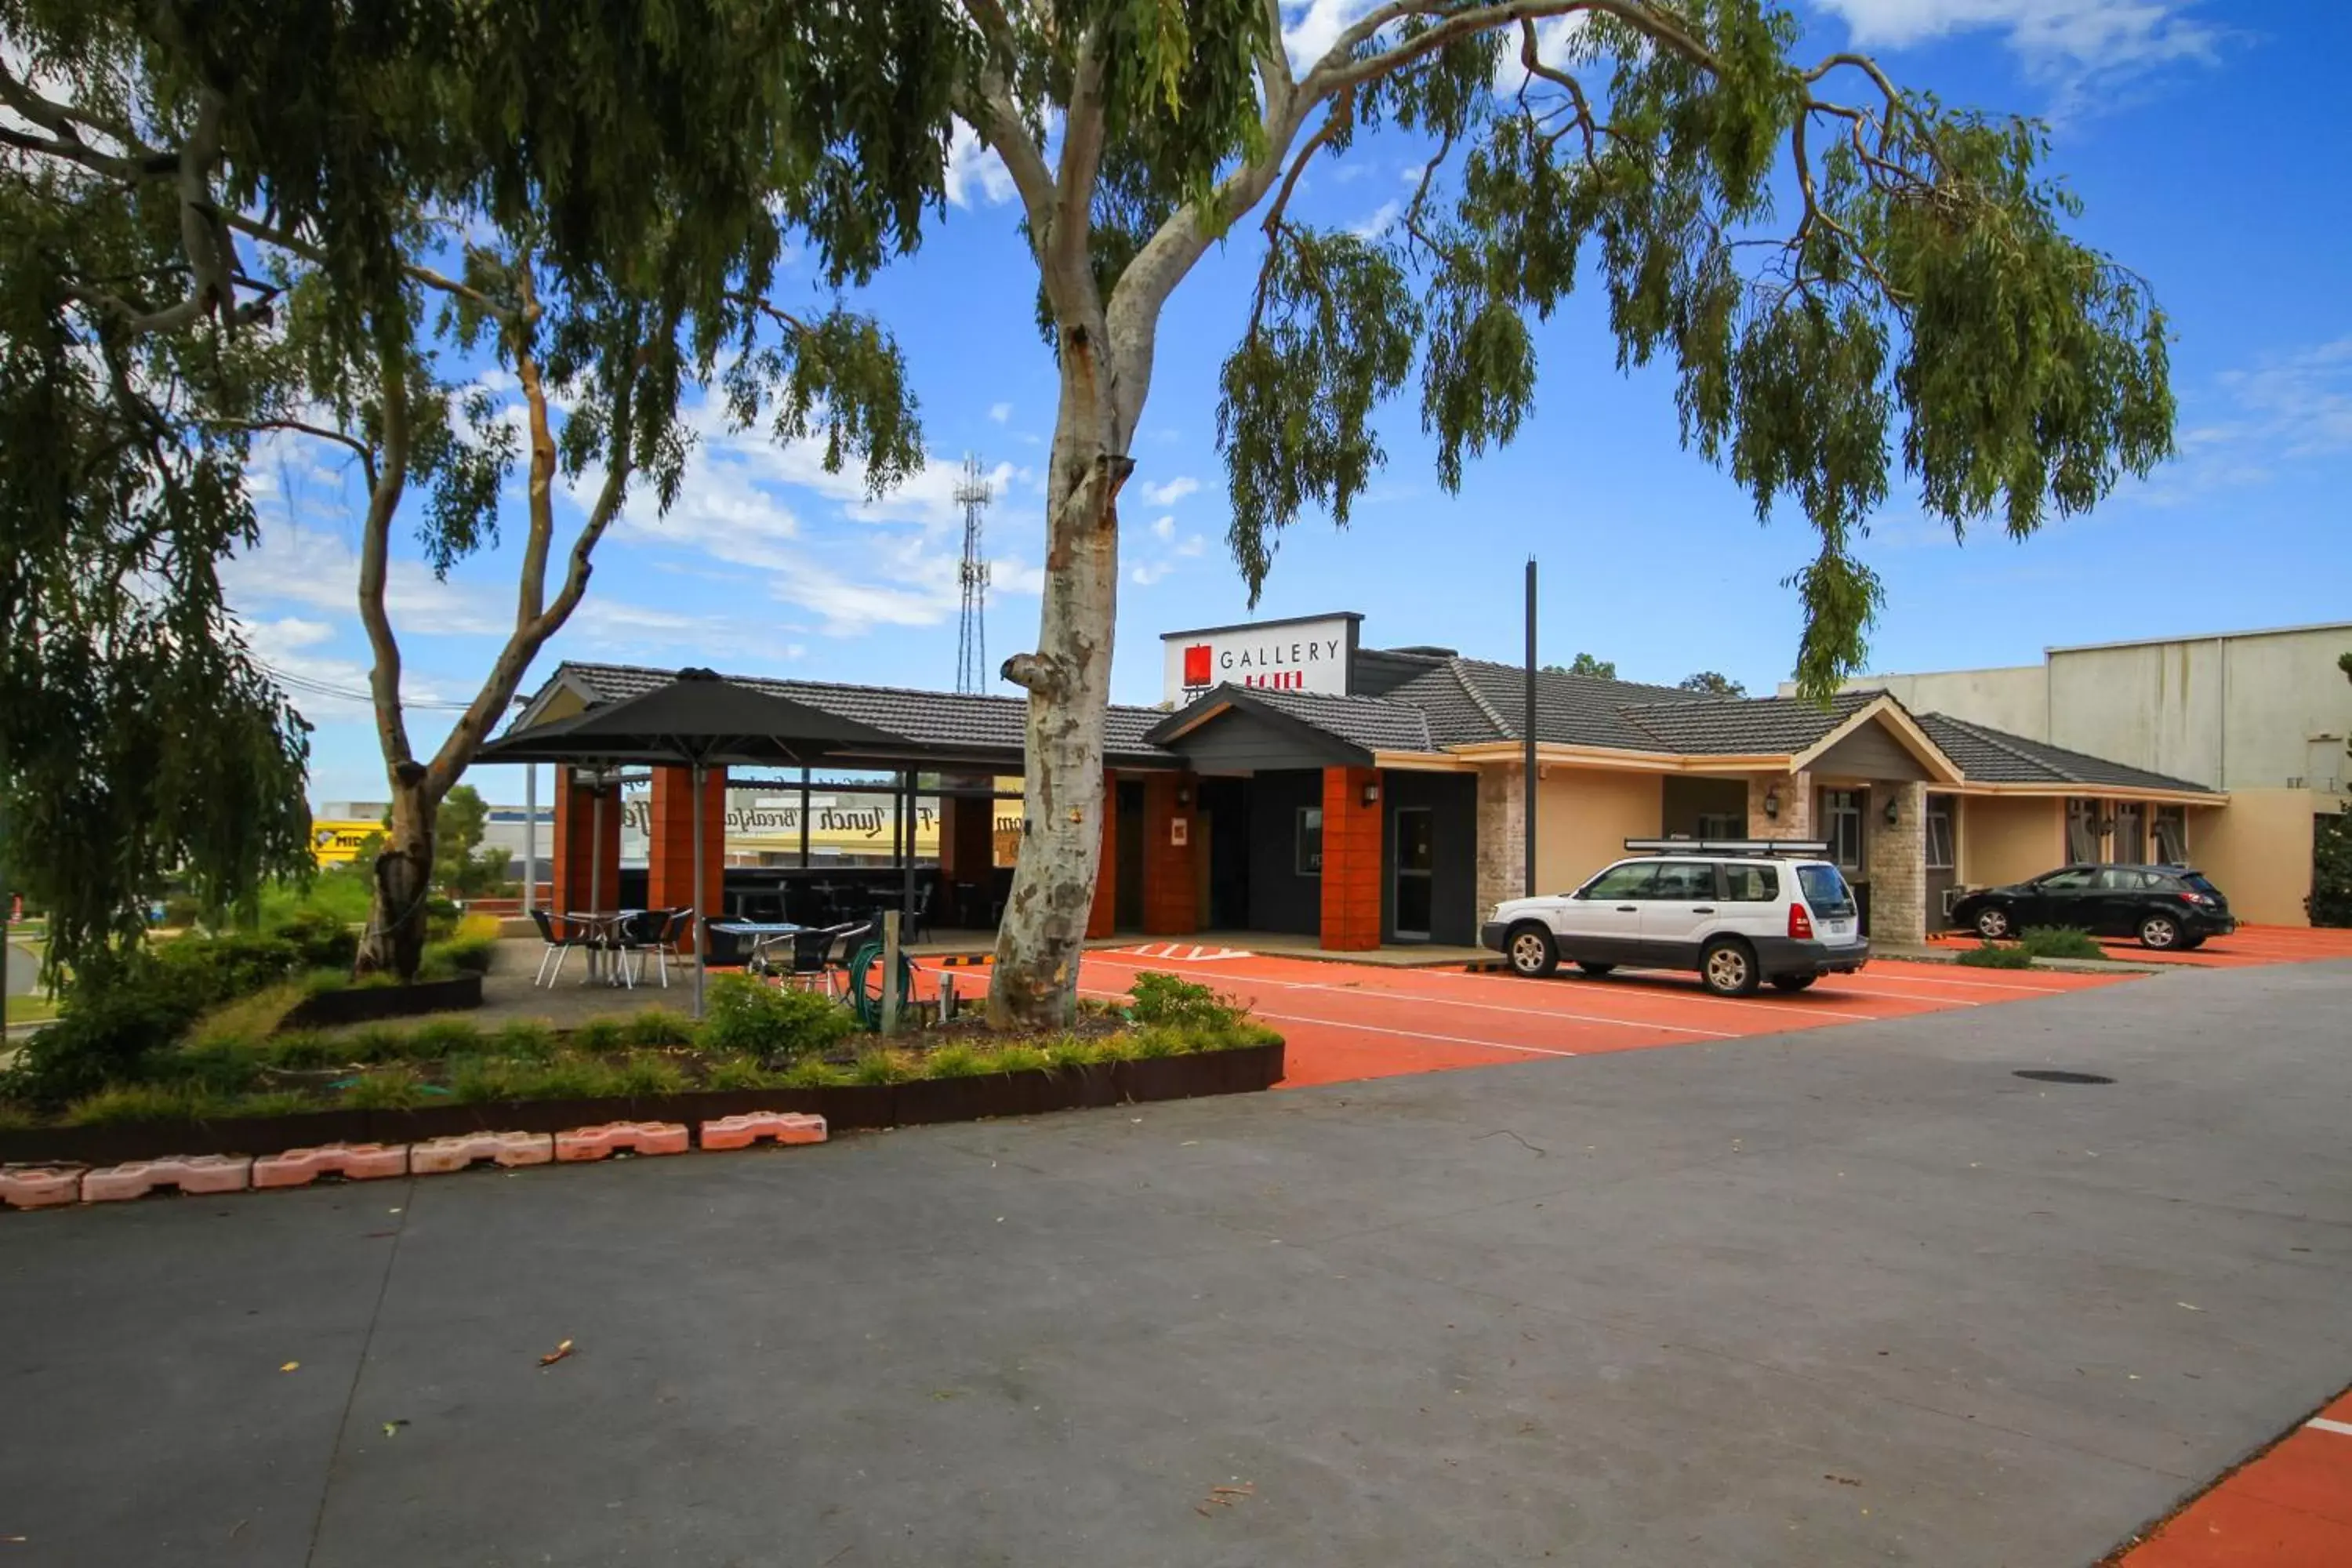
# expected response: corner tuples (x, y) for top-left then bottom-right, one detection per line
(1414, 964), (1876, 1024)
(1250, 1011), (1581, 1058)
(2308, 1417), (2352, 1438)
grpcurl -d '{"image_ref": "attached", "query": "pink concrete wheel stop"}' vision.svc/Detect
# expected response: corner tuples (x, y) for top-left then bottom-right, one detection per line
(81, 1155), (253, 1203)
(2, 1165), (87, 1210)
(555, 1122), (691, 1162)
(252, 1143), (409, 1189)
(700, 1112), (829, 1151)
(408, 1131), (555, 1174)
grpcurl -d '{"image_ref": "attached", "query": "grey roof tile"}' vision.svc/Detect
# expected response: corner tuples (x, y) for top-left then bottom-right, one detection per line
(1615, 689), (1882, 754)
(1202, 685), (1435, 752)
(1916, 713), (2213, 793)
(1381, 657), (1715, 750)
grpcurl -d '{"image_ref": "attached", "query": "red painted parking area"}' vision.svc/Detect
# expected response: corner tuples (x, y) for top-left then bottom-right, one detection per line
(2111, 1388), (2352, 1566)
(1931, 924), (2352, 970)
(928, 946), (2136, 1088)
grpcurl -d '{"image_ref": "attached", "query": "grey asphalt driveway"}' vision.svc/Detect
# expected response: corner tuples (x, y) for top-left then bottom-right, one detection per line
(4, 960), (2350, 1567)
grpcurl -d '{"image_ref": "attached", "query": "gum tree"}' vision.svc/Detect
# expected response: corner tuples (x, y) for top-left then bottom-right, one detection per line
(948, 0), (2172, 1026)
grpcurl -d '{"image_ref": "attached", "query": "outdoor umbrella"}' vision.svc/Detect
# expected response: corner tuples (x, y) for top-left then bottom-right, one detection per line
(474, 669), (900, 1016)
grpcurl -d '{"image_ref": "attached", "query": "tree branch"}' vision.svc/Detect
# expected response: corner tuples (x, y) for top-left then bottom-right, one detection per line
(204, 417), (379, 491)
(358, 330), (418, 779)
(1302, 1), (1722, 106)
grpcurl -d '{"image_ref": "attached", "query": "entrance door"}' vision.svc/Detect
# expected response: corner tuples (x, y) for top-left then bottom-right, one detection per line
(1392, 807), (1435, 940)
(1115, 781), (1145, 931)
(1200, 778), (1252, 928)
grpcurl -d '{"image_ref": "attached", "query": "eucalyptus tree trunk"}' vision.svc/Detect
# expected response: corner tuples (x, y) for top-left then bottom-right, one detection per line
(360, 772), (438, 978)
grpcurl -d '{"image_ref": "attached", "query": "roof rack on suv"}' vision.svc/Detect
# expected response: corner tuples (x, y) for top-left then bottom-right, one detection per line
(1623, 837), (1832, 858)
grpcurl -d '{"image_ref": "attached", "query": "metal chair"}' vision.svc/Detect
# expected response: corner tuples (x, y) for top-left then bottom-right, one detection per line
(622, 907), (694, 988)
(530, 909), (589, 987)
(824, 920), (875, 997)
(776, 926), (842, 996)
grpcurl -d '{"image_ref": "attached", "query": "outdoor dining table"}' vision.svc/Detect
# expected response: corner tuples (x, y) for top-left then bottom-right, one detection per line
(564, 909), (645, 986)
(708, 920), (804, 976)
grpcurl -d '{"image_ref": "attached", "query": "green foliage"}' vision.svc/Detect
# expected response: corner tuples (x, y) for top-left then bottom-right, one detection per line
(707, 1055), (779, 1091)
(407, 1020), (485, 1057)
(184, 982), (309, 1051)
(2307, 810), (2352, 928)
(64, 1082), (226, 1126)
(920, 1044), (989, 1079)
(227, 1091), (317, 1120)
(571, 1019), (628, 1053)
(269, 906), (360, 971)
(987, 1044), (1052, 1076)
(343, 1025), (417, 1064)
(623, 1009), (698, 1047)
(520, 1054), (627, 1101)
(2020, 926), (2105, 960)
(1679, 670), (1747, 698)
(260, 873), (373, 933)
(1045, 1033), (1107, 1069)
(1, 986), (201, 1108)
(1955, 942), (2034, 970)
(1126, 972), (1241, 1033)
(421, 933), (499, 976)
(447, 1056), (529, 1105)
(851, 1049), (919, 1086)
(779, 1057), (855, 1089)
(1551, 654), (1618, 680)
(261, 1030), (341, 1069)
(149, 931), (305, 1010)
(170, 1036), (265, 1097)
(489, 1021), (561, 1061)
(339, 1069), (427, 1110)
(614, 1051), (688, 1098)
(697, 974), (855, 1060)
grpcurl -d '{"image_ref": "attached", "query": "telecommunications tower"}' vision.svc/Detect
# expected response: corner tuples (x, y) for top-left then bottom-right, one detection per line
(953, 455), (993, 694)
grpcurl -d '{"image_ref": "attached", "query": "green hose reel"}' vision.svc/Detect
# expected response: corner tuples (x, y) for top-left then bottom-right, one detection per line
(845, 940), (918, 1031)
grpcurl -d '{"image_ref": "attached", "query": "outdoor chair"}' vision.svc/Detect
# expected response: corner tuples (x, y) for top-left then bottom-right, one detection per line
(825, 920), (876, 996)
(609, 909), (671, 989)
(622, 908), (693, 988)
(530, 909), (589, 987)
(780, 926), (844, 996)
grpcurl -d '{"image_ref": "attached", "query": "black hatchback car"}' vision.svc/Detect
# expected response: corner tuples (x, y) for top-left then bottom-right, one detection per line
(1951, 865), (2235, 951)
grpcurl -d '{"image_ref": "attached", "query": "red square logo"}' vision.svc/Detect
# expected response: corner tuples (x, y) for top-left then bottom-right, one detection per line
(1182, 644), (1213, 687)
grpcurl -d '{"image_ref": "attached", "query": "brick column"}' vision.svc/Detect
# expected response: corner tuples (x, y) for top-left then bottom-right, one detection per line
(1746, 770), (1813, 841)
(1866, 780), (1928, 945)
(1320, 766), (1383, 952)
(1475, 762), (1526, 916)
(1140, 773), (1200, 935)
(551, 771), (621, 916)
(646, 764), (726, 927)
(936, 787), (995, 884)
(1087, 770), (1119, 939)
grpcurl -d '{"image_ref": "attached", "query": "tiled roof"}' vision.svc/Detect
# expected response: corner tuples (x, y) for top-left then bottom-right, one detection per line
(1206, 685), (1435, 753)
(544, 662), (1171, 761)
(1616, 689), (1884, 755)
(1381, 657), (1713, 750)
(1916, 713), (2213, 793)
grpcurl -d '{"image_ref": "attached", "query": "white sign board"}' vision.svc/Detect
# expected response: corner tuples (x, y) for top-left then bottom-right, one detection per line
(1161, 613), (1360, 705)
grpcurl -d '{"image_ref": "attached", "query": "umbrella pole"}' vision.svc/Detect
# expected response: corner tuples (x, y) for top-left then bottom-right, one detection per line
(691, 759), (707, 1020)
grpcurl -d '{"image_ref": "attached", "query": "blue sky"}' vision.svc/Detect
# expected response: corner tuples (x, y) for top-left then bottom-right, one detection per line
(223, 0), (2352, 807)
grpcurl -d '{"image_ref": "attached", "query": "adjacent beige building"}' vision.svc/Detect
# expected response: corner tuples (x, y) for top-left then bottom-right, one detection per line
(1796, 622), (2352, 925)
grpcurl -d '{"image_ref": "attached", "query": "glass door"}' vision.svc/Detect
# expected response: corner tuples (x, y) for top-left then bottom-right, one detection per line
(1393, 807), (1435, 940)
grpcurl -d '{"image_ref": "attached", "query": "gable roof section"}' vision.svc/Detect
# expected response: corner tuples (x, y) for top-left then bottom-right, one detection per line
(534, 662), (1171, 763)
(1148, 684), (1434, 757)
(1381, 656), (1711, 750)
(1916, 713), (2214, 794)
(1615, 688), (1880, 754)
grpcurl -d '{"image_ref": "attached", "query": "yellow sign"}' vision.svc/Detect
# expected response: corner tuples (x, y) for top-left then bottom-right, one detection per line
(310, 820), (380, 866)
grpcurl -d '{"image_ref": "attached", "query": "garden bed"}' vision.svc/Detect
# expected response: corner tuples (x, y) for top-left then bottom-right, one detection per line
(282, 972), (483, 1029)
(0, 1040), (1283, 1167)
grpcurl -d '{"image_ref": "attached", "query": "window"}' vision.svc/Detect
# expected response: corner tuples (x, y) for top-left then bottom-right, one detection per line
(1649, 862), (1719, 901)
(2066, 798), (2100, 864)
(1581, 862), (1659, 901)
(2110, 801), (2143, 864)
(1821, 789), (1864, 871)
(2154, 806), (2188, 866)
(2096, 868), (2155, 891)
(1925, 798), (1956, 870)
(1722, 863), (1780, 902)
(1295, 807), (1323, 877)
(1695, 811), (1744, 840)
(2040, 868), (2098, 891)
(1795, 863), (1855, 916)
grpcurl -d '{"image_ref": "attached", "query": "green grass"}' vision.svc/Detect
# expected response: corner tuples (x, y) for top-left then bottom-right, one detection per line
(406, 1019), (485, 1057)
(4, 989), (61, 1027)
(851, 1049), (918, 1085)
(2020, 926), (2107, 961)
(517, 1054), (626, 1101)
(1044, 1033), (1105, 1069)
(489, 1020), (560, 1060)
(343, 1024), (417, 1063)
(447, 1056), (531, 1105)
(986, 1044), (1051, 1075)
(622, 1008), (696, 1047)
(339, 1069), (428, 1109)
(779, 1056), (854, 1088)
(920, 1044), (990, 1079)
(227, 1090), (317, 1119)
(63, 1082), (225, 1124)
(571, 1018), (626, 1052)
(0, 1101), (39, 1131)
(612, 1051), (688, 1097)
(1955, 942), (2034, 970)
(706, 1055), (776, 1091)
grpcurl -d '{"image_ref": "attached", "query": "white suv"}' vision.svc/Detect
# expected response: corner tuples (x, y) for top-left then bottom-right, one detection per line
(1480, 844), (1868, 996)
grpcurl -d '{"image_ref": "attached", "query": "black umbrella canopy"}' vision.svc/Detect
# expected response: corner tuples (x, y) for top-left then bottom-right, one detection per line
(477, 667), (901, 767)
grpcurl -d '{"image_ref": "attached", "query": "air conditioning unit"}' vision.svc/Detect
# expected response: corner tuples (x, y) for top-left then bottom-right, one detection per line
(1941, 886), (1967, 918)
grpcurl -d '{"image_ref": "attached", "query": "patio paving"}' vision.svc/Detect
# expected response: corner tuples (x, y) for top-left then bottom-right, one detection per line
(3, 957), (2349, 1566)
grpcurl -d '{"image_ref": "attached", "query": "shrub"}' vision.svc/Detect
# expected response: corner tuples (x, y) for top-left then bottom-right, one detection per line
(986, 1044), (1051, 1076)
(406, 1020), (485, 1058)
(270, 906), (359, 970)
(2020, 926), (2106, 960)
(149, 931), (305, 1010)
(339, 1069), (426, 1109)
(1128, 1026), (1185, 1058)
(423, 925), (499, 976)
(697, 975), (855, 1060)
(2312, 809), (2352, 927)
(171, 1037), (264, 1096)
(185, 982), (309, 1051)
(490, 1020), (560, 1060)
(1127, 971), (1240, 1032)
(613, 1051), (687, 1097)
(260, 1030), (341, 1069)
(1044, 1033), (1105, 1069)
(851, 1049), (918, 1085)
(1, 987), (200, 1107)
(1956, 942), (2034, 970)
(779, 1057), (854, 1088)
(623, 1008), (696, 1047)
(571, 1018), (627, 1053)
(64, 1082), (223, 1125)
(706, 1055), (775, 1091)
(424, 897), (463, 942)
(344, 1025), (415, 1063)
(160, 895), (204, 928)
(517, 1054), (625, 1101)
(920, 1044), (989, 1079)
(0, 1102), (38, 1131)
(448, 1056), (530, 1105)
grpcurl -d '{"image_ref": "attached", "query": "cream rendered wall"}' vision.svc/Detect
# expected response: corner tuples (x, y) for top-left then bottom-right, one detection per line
(1961, 797), (2063, 890)
(1780, 666), (2049, 738)
(2192, 789), (2329, 927)
(1536, 768), (1664, 895)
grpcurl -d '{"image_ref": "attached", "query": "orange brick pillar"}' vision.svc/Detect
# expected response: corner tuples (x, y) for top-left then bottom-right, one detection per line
(936, 786), (996, 931)
(1141, 772), (1200, 936)
(1087, 770), (1120, 939)
(551, 770), (622, 916)
(647, 764), (727, 938)
(1320, 766), (1383, 952)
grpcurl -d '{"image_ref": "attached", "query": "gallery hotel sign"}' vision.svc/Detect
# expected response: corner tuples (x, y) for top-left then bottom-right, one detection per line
(1160, 612), (1361, 703)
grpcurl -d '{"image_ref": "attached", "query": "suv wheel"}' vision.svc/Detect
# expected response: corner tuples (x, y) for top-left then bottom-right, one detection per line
(2139, 913), (2180, 950)
(1974, 907), (2011, 940)
(1507, 923), (1559, 978)
(1700, 938), (1759, 997)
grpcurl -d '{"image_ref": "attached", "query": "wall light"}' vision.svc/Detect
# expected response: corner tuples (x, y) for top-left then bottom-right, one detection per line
(1361, 782), (1381, 808)
(1762, 785), (1781, 821)
(1883, 796), (1900, 826)
(1176, 785), (1192, 807)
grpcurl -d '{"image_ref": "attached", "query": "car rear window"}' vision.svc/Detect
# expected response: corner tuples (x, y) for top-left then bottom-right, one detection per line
(1795, 863), (1855, 916)
(2181, 873), (2224, 898)
(1722, 863), (1779, 902)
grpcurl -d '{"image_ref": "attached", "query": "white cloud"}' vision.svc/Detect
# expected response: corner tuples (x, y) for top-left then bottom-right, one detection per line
(1150, 514), (1176, 542)
(1813, 0), (2221, 101)
(988, 401), (1012, 423)
(1131, 561), (1175, 586)
(1178, 533), (1208, 558)
(1348, 199), (1402, 240)
(1283, 1), (1385, 74)
(2209, 336), (2352, 458)
(945, 117), (1022, 209)
(1138, 474), (1199, 506)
